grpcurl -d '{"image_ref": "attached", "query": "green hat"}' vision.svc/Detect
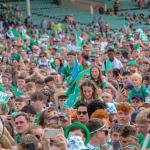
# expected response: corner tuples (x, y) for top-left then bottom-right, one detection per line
(126, 61), (138, 67)
(64, 122), (90, 145)
(32, 60), (38, 63)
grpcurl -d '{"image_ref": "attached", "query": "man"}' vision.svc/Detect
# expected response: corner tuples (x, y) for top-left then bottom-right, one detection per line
(120, 126), (139, 148)
(109, 124), (124, 146)
(122, 71), (133, 88)
(102, 48), (123, 75)
(87, 100), (107, 118)
(116, 102), (132, 126)
(12, 76), (25, 97)
(30, 92), (45, 124)
(44, 76), (63, 92)
(101, 92), (114, 103)
(131, 94), (145, 110)
(35, 80), (44, 92)
(77, 104), (89, 124)
(60, 51), (83, 84)
(21, 105), (36, 124)
(15, 113), (30, 143)
(136, 109), (150, 148)
(86, 118), (110, 149)
(13, 97), (28, 112)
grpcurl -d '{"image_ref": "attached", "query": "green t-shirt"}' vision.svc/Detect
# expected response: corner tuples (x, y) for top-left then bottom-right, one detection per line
(11, 86), (24, 98)
(62, 64), (83, 81)
(128, 85), (149, 103)
(10, 53), (22, 62)
(34, 112), (41, 124)
(138, 134), (150, 148)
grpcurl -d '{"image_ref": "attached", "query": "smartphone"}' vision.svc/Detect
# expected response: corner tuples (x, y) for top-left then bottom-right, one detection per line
(25, 143), (36, 150)
(119, 83), (124, 89)
(113, 141), (122, 150)
(44, 129), (61, 138)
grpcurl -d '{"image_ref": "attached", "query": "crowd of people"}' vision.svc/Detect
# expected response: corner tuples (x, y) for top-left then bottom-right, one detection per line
(0, 1), (150, 150)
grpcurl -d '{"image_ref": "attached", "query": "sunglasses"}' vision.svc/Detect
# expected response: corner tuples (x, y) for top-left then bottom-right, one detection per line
(10, 97), (14, 99)
(40, 55), (45, 58)
(35, 134), (41, 140)
(102, 130), (109, 136)
(77, 111), (87, 115)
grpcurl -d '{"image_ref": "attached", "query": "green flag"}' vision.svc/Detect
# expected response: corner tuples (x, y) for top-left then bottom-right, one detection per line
(0, 91), (10, 103)
(105, 59), (112, 74)
(63, 68), (90, 108)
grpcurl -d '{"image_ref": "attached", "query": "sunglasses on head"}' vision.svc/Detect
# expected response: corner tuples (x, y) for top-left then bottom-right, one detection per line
(77, 111), (87, 115)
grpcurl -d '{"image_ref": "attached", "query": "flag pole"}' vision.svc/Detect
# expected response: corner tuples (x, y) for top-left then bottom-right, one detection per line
(26, 0), (31, 17)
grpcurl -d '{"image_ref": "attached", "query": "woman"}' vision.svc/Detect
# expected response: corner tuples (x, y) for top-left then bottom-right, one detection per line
(73, 80), (99, 109)
(0, 64), (7, 74)
(90, 65), (104, 89)
(1, 56), (9, 64)
(54, 57), (63, 75)
(12, 59), (19, 71)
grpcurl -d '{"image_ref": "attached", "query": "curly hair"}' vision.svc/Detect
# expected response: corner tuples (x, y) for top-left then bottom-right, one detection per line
(90, 65), (103, 88)
(116, 102), (132, 114)
(121, 126), (138, 138)
(87, 100), (107, 118)
(79, 80), (99, 101)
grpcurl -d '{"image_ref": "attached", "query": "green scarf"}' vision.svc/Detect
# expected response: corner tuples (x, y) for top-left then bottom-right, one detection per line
(105, 59), (112, 74)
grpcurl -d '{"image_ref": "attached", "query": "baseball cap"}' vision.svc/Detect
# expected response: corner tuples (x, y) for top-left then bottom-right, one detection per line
(131, 110), (141, 123)
(125, 84), (134, 90)
(131, 94), (145, 101)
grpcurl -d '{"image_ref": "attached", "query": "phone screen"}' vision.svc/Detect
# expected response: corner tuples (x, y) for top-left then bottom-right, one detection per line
(25, 143), (36, 150)
(44, 129), (61, 138)
(119, 83), (124, 89)
(113, 141), (122, 150)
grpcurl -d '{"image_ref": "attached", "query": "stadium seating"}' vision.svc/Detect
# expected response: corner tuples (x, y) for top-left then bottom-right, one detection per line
(3, 0), (149, 30)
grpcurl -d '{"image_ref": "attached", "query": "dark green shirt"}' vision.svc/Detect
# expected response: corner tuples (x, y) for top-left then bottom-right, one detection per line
(10, 53), (21, 62)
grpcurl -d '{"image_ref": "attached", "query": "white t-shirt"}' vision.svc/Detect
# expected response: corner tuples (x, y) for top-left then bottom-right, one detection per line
(102, 57), (123, 71)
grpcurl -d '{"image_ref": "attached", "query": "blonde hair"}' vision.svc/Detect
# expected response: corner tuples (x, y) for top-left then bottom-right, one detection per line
(131, 73), (142, 81)
(136, 108), (150, 124)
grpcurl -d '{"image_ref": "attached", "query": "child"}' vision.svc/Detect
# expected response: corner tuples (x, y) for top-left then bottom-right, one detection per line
(128, 73), (149, 103)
